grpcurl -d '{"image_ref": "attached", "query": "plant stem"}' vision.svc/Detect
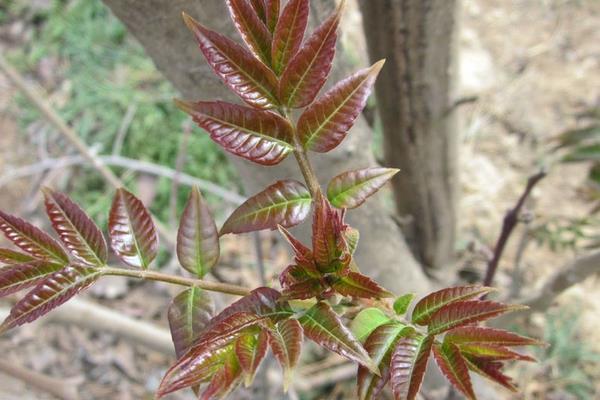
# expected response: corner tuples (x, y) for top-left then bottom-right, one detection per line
(102, 267), (251, 296)
(293, 146), (321, 196)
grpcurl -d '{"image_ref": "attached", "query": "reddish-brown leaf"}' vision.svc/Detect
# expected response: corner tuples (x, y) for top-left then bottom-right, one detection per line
(299, 301), (378, 374)
(108, 189), (158, 269)
(0, 211), (67, 264)
(327, 167), (399, 209)
(390, 334), (434, 400)
(175, 100), (294, 166)
(298, 60), (384, 152)
(220, 180), (312, 235)
(278, 225), (314, 266)
(267, 318), (303, 390)
(444, 326), (543, 348)
(227, 0), (272, 63)
(412, 285), (496, 326)
(249, 0), (266, 22)
(168, 287), (214, 358)
(265, 0), (280, 32)
(177, 186), (220, 278)
(463, 356), (517, 392)
(278, 1), (343, 108)
(235, 331), (268, 387)
(182, 13), (279, 109)
(43, 188), (107, 266)
(0, 248), (35, 265)
(200, 348), (243, 400)
(0, 264), (101, 334)
(357, 323), (411, 400)
(427, 300), (528, 335)
(0, 261), (64, 298)
(457, 344), (536, 362)
(282, 277), (323, 300)
(332, 271), (393, 299)
(271, 0), (309, 74)
(433, 343), (476, 400)
(311, 193), (350, 273)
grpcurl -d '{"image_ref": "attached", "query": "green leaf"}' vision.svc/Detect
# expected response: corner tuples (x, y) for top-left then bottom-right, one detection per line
(327, 167), (399, 209)
(177, 187), (220, 278)
(108, 189), (158, 269)
(220, 180), (312, 235)
(393, 293), (415, 316)
(235, 331), (268, 387)
(432, 343), (476, 400)
(350, 308), (391, 343)
(299, 301), (378, 374)
(200, 344), (244, 400)
(390, 334), (435, 400)
(267, 318), (303, 391)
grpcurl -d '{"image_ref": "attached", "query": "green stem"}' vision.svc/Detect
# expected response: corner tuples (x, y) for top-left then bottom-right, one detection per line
(102, 267), (251, 296)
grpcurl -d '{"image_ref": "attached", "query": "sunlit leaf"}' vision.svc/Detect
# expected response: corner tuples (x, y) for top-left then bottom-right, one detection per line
(412, 285), (496, 326)
(267, 318), (303, 391)
(299, 301), (378, 374)
(265, 0), (280, 32)
(463, 356), (517, 392)
(0, 211), (67, 264)
(390, 334), (434, 400)
(432, 343), (476, 400)
(175, 100), (294, 166)
(220, 180), (312, 235)
(393, 293), (415, 316)
(271, 0), (309, 74)
(0, 248), (35, 265)
(278, 1), (343, 108)
(327, 167), (399, 209)
(0, 261), (64, 298)
(182, 13), (279, 109)
(298, 60), (384, 152)
(43, 188), (107, 266)
(343, 226), (359, 255)
(200, 345), (243, 400)
(226, 0), (272, 64)
(428, 301), (527, 335)
(168, 287), (214, 358)
(177, 187), (220, 278)
(350, 307), (391, 343)
(235, 331), (268, 387)
(0, 264), (101, 334)
(331, 271), (393, 299)
(444, 326), (543, 347)
(108, 189), (158, 269)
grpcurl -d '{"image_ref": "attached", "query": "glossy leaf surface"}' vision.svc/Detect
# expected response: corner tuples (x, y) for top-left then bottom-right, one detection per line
(432, 343), (476, 400)
(220, 180), (311, 235)
(267, 318), (303, 390)
(0, 211), (67, 264)
(393, 293), (415, 316)
(271, 0), (309, 74)
(226, 0), (272, 64)
(108, 189), (158, 269)
(0, 261), (64, 298)
(390, 334), (434, 400)
(332, 271), (393, 299)
(350, 307), (391, 343)
(327, 167), (399, 209)
(298, 60), (384, 152)
(43, 188), (107, 266)
(168, 287), (214, 358)
(0, 264), (101, 333)
(0, 248), (35, 265)
(412, 285), (496, 326)
(176, 100), (294, 166)
(177, 187), (220, 277)
(236, 331), (268, 387)
(299, 301), (378, 374)
(200, 346), (243, 400)
(183, 13), (279, 109)
(278, 2), (342, 108)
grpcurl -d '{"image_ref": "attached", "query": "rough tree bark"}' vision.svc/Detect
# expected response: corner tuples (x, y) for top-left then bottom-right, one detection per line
(101, 0), (431, 295)
(359, 0), (458, 271)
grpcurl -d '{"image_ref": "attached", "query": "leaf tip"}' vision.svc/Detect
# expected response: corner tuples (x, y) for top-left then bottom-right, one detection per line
(181, 11), (200, 32)
(173, 98), (196, 116)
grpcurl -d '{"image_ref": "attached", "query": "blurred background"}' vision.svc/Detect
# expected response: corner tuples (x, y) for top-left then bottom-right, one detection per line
(0, 0), (599, 399)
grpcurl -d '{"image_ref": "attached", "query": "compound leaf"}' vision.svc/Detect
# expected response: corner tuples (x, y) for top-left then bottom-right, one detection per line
(327, 167), (399, 209)
(272, 0), (309, 74)
(168, 287), (214, 358)
(226, 0), (272, 64)
(390, 334), (434, 400)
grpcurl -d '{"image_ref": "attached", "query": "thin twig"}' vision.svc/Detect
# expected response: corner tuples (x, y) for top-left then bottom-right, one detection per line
(0, 359), (80, 400)
(483, 170), (546, 286)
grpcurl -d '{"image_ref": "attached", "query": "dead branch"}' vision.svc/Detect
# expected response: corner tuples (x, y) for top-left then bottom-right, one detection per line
(0, 359), (80, 400)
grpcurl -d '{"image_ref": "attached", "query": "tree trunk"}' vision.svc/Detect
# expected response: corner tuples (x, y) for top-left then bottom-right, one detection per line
(359, 0), (458, 271)
(101, 0), (431, 295)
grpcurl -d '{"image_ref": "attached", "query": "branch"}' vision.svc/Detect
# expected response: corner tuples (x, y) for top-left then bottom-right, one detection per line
(483, 170), (547, 286)
(0, 359), (80, 400)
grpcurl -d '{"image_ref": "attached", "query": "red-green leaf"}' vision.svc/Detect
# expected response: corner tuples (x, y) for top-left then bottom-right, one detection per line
(271, 0), (309, 74)
(343, 226), (359, 255)
(43, 188), (107, 266)
(390, 334), (434, 400)
(267, 318), (303, 391)
(0, 261), (64, 298)
(182, 13), (279, 109)
(278, 1), (343, 108)
(226, 0), (272, 64)
(0, 211), (67, 264)
(412, 285), (496, 326)
(357, 323), (411, 400)
(457, 344), (536, 362)
(177, 187), (220, 278)
(0, 264), (101, 334)
(220, 180), (312, 235)
(200, 348), (243, 400)
(265, 0), (280, 32)
(327, 167), (399, 209)
(332, 271), (393, 299)
(278, 225), (314, 266)
(427, 300), (527, 335)
(249, 0), (266, 22)
(298, 60), (384, 152)
(312, 193), (347, 271)
(444, 326), (543, 348)
(168, 287), (214, 358)
(463, 356), (517, 392)
(280, 274), (323, 300)
(299, 301), (378, 374)
(175, 100), (294, 166)
(0, 248), (35, 265)
(235, 331), (268, 387)
(108, 188), (158, 269)
(432, 343), (476, 400)
(350, 308), (392, 343)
